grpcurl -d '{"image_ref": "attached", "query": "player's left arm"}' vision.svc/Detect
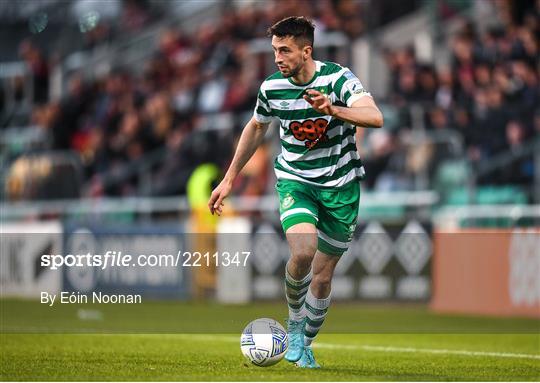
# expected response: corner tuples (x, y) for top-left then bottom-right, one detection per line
(304, 89), (383, 128)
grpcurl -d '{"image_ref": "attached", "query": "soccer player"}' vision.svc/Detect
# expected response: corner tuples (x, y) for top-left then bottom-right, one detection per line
(208, 16), (383, 368)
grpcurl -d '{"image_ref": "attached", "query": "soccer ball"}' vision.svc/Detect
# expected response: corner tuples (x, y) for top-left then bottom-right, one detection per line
(240, 318), (288, 367)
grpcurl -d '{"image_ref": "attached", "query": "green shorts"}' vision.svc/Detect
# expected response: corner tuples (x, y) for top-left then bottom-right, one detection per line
(276, 179), (360, 256)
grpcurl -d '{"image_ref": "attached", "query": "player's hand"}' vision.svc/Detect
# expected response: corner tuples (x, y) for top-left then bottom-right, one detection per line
(304, 89), (335, 116)
(208, 179), (232, 216)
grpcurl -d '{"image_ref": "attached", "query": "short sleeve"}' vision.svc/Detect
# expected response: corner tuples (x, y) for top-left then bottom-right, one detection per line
(332, 68), (371, 107)
(253, 88), (273, 124)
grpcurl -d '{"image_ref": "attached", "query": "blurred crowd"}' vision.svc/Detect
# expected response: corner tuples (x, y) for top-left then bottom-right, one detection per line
(365, 1), (538, 191)
(9, 0), (540, 201)
(22, 0), (366, 198)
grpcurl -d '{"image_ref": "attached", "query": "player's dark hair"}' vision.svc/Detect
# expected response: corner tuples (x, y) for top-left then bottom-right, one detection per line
(267, 16), (315, 48)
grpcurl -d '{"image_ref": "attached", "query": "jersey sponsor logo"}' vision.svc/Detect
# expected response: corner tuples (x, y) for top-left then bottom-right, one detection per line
(289, 118), (329, 149)
(280, 101), (289, 108)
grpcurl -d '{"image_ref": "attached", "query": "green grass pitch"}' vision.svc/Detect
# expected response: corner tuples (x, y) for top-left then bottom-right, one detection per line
(1, 299), (539, 381)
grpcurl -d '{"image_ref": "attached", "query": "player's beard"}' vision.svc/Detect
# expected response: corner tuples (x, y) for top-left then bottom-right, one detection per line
(281, 61), (302, 78)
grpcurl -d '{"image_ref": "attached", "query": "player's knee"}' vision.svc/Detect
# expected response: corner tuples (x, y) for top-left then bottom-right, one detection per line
(293, 238), (316, 257)
(290, 250), (315, 271)
(312, 272), (332, 292)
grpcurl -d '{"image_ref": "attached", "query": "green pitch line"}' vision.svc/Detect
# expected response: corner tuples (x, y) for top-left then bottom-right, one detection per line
(1, 333), (538, 381)
(1, 299), (539, 380)
(1, 299), (538, 334)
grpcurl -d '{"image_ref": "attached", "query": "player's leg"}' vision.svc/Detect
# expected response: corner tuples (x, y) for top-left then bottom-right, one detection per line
(276, 179), (319, 362)
(285, 223), (317, 279)
(296, 181), (360, 368)
(283, 222), (317, 362)
(295, 250), (339, 369)
(304, 250), (338, 345)
(285, 222), (317, 320)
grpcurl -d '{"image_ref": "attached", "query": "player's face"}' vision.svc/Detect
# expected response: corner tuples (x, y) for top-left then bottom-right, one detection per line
(271, 36), (310, 78)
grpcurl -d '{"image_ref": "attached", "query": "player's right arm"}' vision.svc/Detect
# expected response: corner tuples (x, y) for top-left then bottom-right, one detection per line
(208, 117), (269, 215)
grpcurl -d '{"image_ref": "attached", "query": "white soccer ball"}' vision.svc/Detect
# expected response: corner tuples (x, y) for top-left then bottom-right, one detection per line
(240, 318), (288, 367)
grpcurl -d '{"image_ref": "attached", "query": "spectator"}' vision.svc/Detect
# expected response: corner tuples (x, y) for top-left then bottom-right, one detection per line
(18, 40), (49, 104)
(488, 120), (535, 186)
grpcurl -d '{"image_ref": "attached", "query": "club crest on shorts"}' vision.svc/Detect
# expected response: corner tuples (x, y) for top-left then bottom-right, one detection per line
(347, 224), (357, 240)
(281, 194), (295, 209)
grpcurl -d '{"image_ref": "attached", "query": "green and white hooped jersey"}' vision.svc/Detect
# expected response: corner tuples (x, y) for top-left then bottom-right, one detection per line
(253, 60), (371, 188)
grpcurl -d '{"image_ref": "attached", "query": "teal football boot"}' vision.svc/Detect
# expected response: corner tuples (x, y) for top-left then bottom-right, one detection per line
(284, 318), (305, 362)
(295, 346), (320, 368)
